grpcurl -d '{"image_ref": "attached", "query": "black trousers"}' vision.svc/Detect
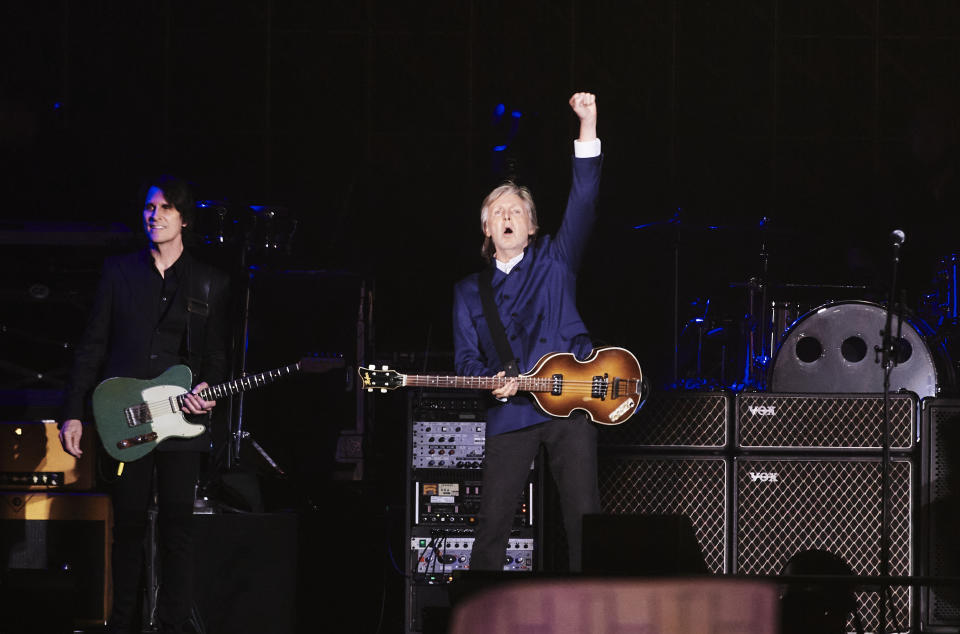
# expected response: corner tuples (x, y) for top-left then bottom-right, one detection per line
(108, 450), (200, 633)
(470, 415), (601, 572)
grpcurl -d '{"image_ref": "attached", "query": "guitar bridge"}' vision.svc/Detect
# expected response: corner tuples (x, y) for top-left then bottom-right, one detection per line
(124, 404), (152, 428)
(551, 374), (563, 395)
(592, 374), (608, 400)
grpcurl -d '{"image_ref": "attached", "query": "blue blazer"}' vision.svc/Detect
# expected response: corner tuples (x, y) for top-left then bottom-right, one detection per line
(453, 154), (603, 436)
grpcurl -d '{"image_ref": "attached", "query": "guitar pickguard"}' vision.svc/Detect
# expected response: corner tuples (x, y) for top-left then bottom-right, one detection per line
(140, 384), (206, 441)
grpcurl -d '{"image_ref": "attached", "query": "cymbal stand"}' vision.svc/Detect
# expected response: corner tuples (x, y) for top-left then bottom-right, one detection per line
(673, 215), (680, 386)
(230, 265), (252, 469)
(229, 268), (290, 480)
(755, 228), (771, 389)
(742, 220), (771, 390)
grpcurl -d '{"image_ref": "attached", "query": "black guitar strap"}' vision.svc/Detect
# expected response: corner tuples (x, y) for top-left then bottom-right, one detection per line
(478, 266), (519, 377)
(185, 257), (212, 373)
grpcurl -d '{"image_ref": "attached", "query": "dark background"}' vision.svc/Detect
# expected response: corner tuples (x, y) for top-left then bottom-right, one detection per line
(3, 1), (960, 631)
(5, 1), (960, 378)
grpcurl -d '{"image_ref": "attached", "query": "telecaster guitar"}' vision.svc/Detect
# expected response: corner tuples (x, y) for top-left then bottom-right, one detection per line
(359, 346), (648, 426)
(94, 356), (344, 462)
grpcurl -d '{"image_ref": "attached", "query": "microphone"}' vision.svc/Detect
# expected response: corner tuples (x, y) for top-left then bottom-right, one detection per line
(890, 229), (905, 263)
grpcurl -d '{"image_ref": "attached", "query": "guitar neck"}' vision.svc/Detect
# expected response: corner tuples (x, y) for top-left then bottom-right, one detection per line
(402, 374), (551, 392)
(179, 363), (302, 407)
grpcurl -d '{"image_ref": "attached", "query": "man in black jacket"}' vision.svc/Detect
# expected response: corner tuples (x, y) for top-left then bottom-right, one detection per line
(60, 175), (230, 633)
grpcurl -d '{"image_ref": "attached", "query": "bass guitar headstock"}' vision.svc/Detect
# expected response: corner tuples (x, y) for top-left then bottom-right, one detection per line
(358, 365), (405, 392)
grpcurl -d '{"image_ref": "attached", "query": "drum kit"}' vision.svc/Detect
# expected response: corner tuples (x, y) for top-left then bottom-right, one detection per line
(640, 213), (960, 399)
(191, 200), (300, 471)
(194, 200), (299, 257)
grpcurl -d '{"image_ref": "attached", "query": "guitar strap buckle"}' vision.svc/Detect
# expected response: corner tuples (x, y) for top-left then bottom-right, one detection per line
(187, 298), (209, 316)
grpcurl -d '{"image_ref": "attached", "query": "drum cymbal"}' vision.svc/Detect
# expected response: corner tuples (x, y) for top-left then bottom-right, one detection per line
(633, 213), (800, 234)
(728, 281), (872, 290)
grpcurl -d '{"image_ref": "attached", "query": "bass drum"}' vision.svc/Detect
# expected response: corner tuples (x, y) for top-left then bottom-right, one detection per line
(769, 300), (953, 399)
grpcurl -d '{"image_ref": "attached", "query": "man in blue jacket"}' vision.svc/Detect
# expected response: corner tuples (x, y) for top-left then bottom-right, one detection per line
(453, 92), (602, 571)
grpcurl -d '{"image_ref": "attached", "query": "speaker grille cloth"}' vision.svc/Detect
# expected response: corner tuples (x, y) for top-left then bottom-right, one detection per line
(599, 392), (728, 448)
(922, 401), (960, 628)
(736, 458), (912, 633)
(598, 456), (727, 573)
(737, 394), (914, 450)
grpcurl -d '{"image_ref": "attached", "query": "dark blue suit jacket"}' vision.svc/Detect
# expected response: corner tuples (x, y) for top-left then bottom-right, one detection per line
(453, 154), (602, 436)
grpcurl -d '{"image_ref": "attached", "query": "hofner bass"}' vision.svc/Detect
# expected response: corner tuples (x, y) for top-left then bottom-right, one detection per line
(358, 346), (648, 425)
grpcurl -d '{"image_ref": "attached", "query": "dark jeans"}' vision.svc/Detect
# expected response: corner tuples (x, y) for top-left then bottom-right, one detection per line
(108, 450), (200, 633)
(470, 415), (601, 572)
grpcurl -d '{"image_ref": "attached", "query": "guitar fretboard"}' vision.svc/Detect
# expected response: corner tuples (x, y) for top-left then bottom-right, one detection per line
(177, 363), (301, 407)
(402, 374), (553, 392)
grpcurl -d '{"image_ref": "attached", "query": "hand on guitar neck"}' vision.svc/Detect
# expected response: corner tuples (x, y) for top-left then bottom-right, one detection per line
(491, 371), (519, 400)
(182, 381), (217, 415)
(59, 380), (216, 459)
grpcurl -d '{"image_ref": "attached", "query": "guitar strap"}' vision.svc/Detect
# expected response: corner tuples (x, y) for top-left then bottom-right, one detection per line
(478, 266), (519, 377)
(185, 257), (212, 373)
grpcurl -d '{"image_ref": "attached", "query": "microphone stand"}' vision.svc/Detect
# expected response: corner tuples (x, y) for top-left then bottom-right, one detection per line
(877, 231), (904, 633)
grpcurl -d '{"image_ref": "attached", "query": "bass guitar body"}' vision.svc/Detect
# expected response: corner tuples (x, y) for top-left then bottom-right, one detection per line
(523, 347), (646, 425)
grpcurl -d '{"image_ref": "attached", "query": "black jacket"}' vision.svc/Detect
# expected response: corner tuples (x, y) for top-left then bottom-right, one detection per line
(62, 248), (230, 451)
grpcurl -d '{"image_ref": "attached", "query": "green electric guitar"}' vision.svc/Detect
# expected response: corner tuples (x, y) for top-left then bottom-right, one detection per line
(93, 356), (343, 462)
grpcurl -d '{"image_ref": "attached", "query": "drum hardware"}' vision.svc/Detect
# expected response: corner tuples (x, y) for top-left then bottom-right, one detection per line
(195, 201), (299, 255)
(770, 300), (799, 355)
(196, 200), (232, 246)
(635, 210), (771, 387)
(920, 252), (960, 329)
(671, 298), (732, 390)
(737, 217), (774, 391)
(248, 205), (299, 253)
(633, 209), (685, 386)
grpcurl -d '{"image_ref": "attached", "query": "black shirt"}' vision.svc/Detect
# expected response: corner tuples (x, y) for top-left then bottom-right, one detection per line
(63, 248), (229, 449)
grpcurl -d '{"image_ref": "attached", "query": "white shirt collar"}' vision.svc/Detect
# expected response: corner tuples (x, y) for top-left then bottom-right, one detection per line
(495, 251), (524, 275)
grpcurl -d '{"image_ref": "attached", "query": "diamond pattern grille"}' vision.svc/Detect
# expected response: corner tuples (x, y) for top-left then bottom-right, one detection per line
(737, 393), (915, 450)
(598, 456), (727, 573)
(736, 458), (912, 633)
(921, 400), (960, 628)
(599, 392), (728, 448)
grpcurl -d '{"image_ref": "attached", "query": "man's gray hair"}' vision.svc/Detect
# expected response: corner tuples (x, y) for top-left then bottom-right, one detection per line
(479, 182), (539, 261)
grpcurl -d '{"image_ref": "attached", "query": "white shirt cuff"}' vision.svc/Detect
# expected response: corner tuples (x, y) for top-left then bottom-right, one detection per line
(574, 138), (601, 158)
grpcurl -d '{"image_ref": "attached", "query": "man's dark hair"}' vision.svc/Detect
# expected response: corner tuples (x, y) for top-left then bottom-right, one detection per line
(140, 174), (196, 229)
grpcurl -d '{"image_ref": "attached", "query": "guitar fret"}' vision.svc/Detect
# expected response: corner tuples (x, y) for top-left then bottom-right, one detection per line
(403, 375), (556, 392)
(198, 362), (306, 402)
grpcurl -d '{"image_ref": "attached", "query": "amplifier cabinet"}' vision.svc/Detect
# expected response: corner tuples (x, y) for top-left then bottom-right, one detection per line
(734, 456), (912, 633)
(598, 391), (730, 450)
(920, 398), (960, 631)
(736, 392), (916, 451)
(0, 491), (112, 625)
(597, 454), (728, 573)
(0, 421), (95, 490)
